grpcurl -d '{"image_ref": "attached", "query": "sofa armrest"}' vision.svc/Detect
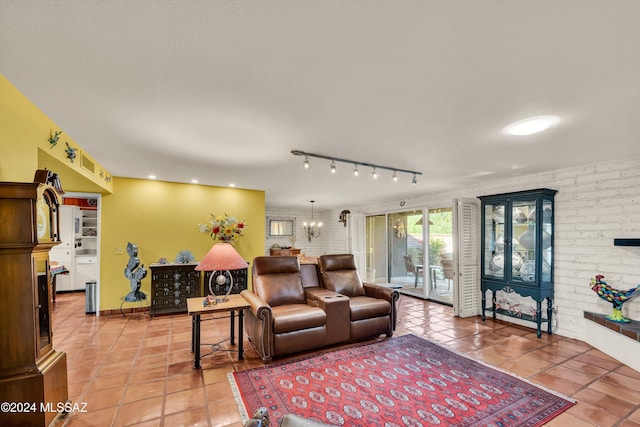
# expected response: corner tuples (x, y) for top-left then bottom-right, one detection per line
(363, 282), (396, 301)
(305, 288), (340, 305)
(304, 288), (350, 344)
(241, 289), (271, 317)
(362, 283), (400, 331)
(240, 290), (274, 363)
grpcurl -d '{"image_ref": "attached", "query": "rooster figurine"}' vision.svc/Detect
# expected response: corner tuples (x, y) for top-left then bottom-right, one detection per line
(590, 275), (640, 323)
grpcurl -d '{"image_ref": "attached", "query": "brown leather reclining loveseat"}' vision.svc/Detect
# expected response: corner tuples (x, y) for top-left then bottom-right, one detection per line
(241, 254), (399, 363)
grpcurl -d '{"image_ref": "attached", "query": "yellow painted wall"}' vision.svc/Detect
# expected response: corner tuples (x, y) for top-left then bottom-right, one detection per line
(101, 177), (265, 310)
(1, 75), (267, 312)
(0, 74), (112, 193)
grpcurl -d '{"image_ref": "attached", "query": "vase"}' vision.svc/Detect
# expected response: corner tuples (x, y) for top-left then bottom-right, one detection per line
(518, 228), (535, 250)
(512, 252), (524, 272)
(492, 206), (504, 223)
(527, 207), (553, 223)
(513, 208), (527, 224)
(519, 260), (551, 282)
(489, 254), (504, 275)
(520, 260), (536, 282)
(518, 228), (551, 251)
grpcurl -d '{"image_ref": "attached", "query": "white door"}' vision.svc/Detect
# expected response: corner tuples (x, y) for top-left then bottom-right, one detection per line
(56, 206), (77, 247)
(75, 257), (98, 290)
(348, 213), (367, 275)
(50, 205), (75, 291)
(454, 197), (481, 318)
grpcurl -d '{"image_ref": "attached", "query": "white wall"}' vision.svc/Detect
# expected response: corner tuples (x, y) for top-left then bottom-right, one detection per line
(264, 208), (349, 257)
(353, 156), (640, 344)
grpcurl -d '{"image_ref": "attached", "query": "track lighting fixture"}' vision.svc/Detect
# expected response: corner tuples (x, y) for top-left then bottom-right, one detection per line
(291, 150), (421, 185)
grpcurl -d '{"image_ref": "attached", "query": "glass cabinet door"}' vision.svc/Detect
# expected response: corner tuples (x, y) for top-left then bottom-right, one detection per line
(35, 255), (52, 358)
(541, 198), (553, 283)
(483, 202), (505, 280)
(512, 199), (536, 283)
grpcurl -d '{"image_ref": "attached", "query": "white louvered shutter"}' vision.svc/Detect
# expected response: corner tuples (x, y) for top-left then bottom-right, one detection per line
(454, 197), (481, 318)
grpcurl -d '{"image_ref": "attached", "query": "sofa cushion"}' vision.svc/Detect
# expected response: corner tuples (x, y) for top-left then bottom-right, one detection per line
(349, 296), (391, 321)
(272, 304), (327, 334)
(321, 270), (365, 297)
(254, 256), (300, 275)
(318, 254), (366, 297)
(255, 273), (307, 307)
(300, 263), (321, 288)
(253, 256), (306, 307)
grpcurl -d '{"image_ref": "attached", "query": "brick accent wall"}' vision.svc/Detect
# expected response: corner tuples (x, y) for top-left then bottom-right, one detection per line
(264, 208), (349, 257)
(355, 156), (640, 342)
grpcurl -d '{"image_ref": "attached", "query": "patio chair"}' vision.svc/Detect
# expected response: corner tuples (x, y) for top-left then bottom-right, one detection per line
(441, 258), (454, 290)
(403, 255), (423, 288)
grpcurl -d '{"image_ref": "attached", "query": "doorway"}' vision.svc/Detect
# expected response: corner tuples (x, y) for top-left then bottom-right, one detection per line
(365, 199), (479, 315)
(427, 207), (454, 305)
(365, 207), (454, 304)
(48, 192), (101, 315)
(365, 210), (427, 296)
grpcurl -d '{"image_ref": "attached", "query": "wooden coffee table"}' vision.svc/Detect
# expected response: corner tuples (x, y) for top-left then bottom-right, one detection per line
(187, 294), (250, 369)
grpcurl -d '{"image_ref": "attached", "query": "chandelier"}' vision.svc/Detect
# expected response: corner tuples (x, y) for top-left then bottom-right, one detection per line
(303, 200), (322, 242)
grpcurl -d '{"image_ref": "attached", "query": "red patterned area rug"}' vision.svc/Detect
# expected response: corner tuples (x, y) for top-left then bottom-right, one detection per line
(229, 334), (575, 427)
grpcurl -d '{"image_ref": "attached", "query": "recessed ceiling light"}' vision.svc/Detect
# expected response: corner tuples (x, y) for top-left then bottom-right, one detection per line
(504, 116), (558, 136)
(229, 183), (236, 187)
(148, 174), (156, 179)
(191, 179), (198, 184)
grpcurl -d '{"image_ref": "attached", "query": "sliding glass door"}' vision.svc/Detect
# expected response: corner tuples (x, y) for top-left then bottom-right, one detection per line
(388, 210), (424, 295)
(365, 214), (386, 283)
(366, 207), (454, 305)
(428, 207), (454, 305)
(366, 210), (425, 294)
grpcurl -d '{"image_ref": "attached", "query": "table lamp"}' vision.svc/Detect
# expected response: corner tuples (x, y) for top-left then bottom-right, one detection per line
(195, 242), (247, 303)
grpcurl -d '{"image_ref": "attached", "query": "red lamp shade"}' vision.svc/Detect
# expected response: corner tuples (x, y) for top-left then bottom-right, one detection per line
(195, 242), (247, 271)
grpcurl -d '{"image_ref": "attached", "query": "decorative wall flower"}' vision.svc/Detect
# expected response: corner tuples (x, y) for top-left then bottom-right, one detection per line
(198, 213), (247, 242)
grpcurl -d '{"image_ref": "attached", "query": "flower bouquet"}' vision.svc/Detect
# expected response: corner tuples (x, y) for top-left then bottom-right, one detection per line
(198, 213), (247, 242)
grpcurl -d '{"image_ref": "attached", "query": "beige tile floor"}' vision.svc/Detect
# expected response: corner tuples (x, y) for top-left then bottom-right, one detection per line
(50, 292), (640, 427)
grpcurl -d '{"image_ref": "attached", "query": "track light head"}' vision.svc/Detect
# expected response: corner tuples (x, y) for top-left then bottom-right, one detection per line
(330, 160), (336, 173)
(353, 164), (359, 176)
(412, 174), (417, 185)
(372, 168), (378, 179)
(392, 171), (398, 182)
(303, 156), (310, 169)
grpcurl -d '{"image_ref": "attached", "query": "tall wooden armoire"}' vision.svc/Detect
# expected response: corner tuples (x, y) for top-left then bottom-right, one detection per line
(0, 171), (69, 426)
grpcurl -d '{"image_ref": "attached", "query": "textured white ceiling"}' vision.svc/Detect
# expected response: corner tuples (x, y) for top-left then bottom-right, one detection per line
(1, 0), (639, 209)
